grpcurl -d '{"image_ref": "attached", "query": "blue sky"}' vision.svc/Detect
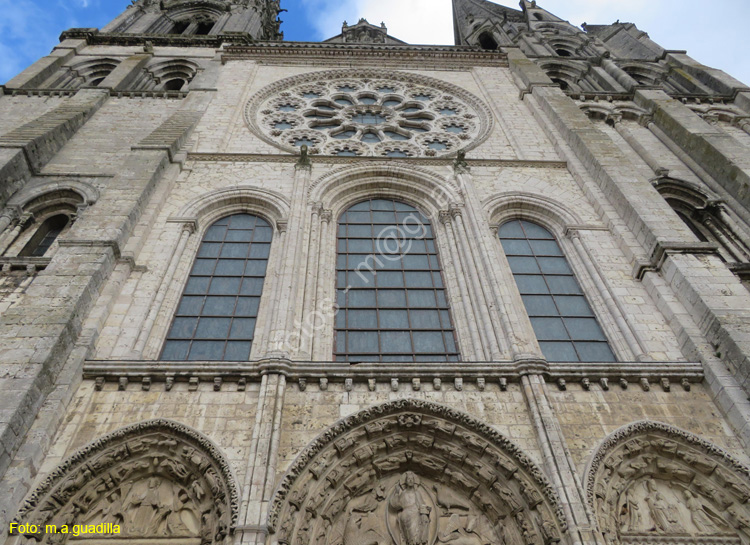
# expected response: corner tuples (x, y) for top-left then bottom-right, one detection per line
(1, 0), (749, 86)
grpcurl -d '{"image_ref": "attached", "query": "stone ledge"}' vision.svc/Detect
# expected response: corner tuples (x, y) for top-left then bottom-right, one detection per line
(82, 359), (704, 388)
(186, 152), (568, 169)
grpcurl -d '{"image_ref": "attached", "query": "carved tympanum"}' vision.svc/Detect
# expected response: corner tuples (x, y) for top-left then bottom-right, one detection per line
(14, 419), (238, 545)
(270, 399), (565, 545)
(587, 421), (750, 545)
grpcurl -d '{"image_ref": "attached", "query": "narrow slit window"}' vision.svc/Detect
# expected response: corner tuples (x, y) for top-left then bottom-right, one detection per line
(162, 214), (272, 361)
(335, 199), (460, 363)
(499, 219), (616, 363)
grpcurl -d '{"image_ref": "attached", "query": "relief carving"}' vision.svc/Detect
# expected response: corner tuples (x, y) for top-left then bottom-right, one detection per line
(587, 421), (750, 545)
(14, 419), (237, 545)
(269, 400), (566, 545)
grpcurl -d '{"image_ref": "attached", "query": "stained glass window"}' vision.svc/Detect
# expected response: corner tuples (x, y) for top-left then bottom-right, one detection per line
(335, 199), (459, 362)
(499, 219), (616, 362)
(162, 214), (272, 361)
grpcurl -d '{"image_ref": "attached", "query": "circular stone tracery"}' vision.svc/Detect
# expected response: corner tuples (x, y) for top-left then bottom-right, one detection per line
(247, 70), (493, 158)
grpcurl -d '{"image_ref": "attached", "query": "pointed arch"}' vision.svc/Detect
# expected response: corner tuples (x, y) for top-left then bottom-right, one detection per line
(585, 420), (750, 543)
(14, 419), (239, 545)
(268, 399), (566, 545)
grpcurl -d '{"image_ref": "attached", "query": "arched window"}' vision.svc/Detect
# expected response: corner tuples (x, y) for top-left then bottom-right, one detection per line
(499, 219), (616, 362)
(20, 214), (70, 257)
(162, 214), (272, 361)
(477, 31), (499, 51)
(194, 21), (215, 35)
(335, 199), (459, 363)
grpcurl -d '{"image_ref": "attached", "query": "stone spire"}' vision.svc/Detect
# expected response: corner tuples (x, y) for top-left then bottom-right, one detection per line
(101, 0), (284, 40)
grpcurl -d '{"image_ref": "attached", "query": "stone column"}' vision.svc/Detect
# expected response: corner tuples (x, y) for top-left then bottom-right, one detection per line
(439, 210), (483, 360)
(453, 166), (541, 360)
(0, 212), (33, 255)
(522, 375), (605, 545)
(568, 229), (648, 361)
(237, 372), (287, 545)
(267, 162), (311, 357)
(133, 221), (195, 358)
(449, 204), (503, 360)
(298, 203), (322, 360)
(312, 209), (333, 362)
(613, 117), (668, 176)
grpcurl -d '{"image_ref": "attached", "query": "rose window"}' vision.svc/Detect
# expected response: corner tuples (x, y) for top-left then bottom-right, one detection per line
(246, 69), (492, 158)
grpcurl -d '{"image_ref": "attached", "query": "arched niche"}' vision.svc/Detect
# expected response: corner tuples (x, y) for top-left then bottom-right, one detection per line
(269, 399), (566, 545)
(13, 419), (239, 545)
(585, 421), (750, 545)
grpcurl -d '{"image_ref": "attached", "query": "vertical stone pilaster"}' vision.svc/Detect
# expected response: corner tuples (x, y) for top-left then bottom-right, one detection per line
(439, 209), (483, 360)
(522, 375), (605, 545)
(267, 163), (311, 358)
(134, 221), (195, 358)
(449, 203), (503, 359)
(237, 373), (287, 545)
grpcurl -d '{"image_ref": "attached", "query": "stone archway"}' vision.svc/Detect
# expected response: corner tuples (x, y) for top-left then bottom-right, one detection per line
(13, 419), (239, 545)
(585, 421), (750, 545)
(269, 399), (566, 545)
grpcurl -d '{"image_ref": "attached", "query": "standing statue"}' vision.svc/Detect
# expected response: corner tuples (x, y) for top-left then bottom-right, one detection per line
(683, 490), (721, 535)
(620, 488), (642, 532)
(644, 481), (676, 534)
(389, 472), (432, 545)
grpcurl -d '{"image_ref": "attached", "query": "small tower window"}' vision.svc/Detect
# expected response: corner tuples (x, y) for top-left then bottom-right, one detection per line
(194, 21), (215, 35)
(164, 78), (186, 92)
(555, 48), (572, 57)
(478, 32), (499, 51)
(20, 215), (70, 257)
(172, 21), (190, 35)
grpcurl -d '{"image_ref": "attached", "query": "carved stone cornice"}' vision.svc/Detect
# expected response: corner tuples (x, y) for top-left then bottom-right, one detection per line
(81, 359), (704, 386)
(186, 152), (567, 169)
(222, 43), (509, 69)
(634, 241), (721, 279)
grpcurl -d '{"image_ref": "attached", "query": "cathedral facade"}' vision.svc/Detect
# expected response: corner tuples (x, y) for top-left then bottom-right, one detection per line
(1, 0), (750, 544)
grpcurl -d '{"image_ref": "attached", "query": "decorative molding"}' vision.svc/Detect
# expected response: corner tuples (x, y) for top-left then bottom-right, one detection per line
(186, 152), (567, 169)
(14, 419), (240, 543)
(585, 421), (750, 543)
(81, 359), (704, 385)
(243, 68), (496, 159)
(267, 398), (567, 543)
(222, 43), (509, 69)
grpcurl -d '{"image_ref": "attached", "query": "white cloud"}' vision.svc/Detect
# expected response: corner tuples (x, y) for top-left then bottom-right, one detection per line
(300, 0), (749, 85)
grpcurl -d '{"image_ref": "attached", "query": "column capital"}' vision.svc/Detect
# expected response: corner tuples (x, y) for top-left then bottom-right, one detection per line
(276, 220), (289, 233)
(438, 210), (452, 225)
(319, 210), (333, 224)
(449, 203), (464, 219)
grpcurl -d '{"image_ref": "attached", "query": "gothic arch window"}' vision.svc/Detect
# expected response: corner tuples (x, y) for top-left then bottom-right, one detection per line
(334, 198), (459, 362)
(19, 214), (70, 257)
(477, 31), (499, 51)
(499, 219), (616, 362)
(162, 213), (273, 361)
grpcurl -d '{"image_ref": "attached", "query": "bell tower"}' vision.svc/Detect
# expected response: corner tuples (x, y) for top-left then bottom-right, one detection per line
(102, 0), (284, 40)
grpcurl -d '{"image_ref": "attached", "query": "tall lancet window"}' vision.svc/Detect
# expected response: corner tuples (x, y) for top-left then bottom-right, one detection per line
(335, 199), (459, 363)
(162, 214), (272, 361)
(499, 219), (616, 363)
